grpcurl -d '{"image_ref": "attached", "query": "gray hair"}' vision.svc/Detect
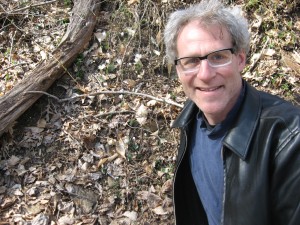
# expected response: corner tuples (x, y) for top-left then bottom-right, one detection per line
(164, 0), (250, 63)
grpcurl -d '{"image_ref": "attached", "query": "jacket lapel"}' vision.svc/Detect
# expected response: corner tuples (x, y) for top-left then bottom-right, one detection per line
(223, 83), (261, 160)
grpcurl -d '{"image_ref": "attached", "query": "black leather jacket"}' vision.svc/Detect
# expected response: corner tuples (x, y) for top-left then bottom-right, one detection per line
(172, 81), (300, 225)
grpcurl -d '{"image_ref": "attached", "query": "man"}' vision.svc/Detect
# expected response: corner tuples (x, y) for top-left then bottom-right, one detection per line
(164, 0), (300, 224)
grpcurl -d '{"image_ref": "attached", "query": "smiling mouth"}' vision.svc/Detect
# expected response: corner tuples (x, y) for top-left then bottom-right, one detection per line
(198, 86), (222, 92)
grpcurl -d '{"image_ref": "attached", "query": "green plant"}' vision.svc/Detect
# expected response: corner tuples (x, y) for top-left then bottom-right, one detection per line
(281, 83), (290, 91)
(245, 0), (260, 11)
(74, 54), (84, 79)
(101, 41), (110, 52)
(128, 119), (139, 127)
(126, 152), (133, 162)
(128, 140), (139, 152)
(111, 2), (134, 24)
(106, 63), (116, 74)
(154, 159), (174, 180)
(101, 166), (107, 175)
(64, 0), (72, 7)
(59, 18), (70, 25)
(134, 60), (143, 72)
(5, 73), (11, 81)
(4, 48), (11, 57)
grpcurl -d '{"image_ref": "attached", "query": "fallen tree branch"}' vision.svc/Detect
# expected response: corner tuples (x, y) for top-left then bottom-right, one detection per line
(0, 0), (101, 137)
(25, 90), (184, 108)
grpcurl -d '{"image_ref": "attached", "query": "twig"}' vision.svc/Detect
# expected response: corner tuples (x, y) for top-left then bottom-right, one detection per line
(0, 3), (6, 15)
(4, 0), (58, 15)
(0, 18), (25, 33)
(1, 62), (29, 72)
(8, 31), (16, 64)
(94, 110), (135, 117)
(26, 91), (60, 101)
(81, 110), (135, 119)
(249, 37), (270, 73)
(118, 7), (140, 79)
(25, 90), (184, 108)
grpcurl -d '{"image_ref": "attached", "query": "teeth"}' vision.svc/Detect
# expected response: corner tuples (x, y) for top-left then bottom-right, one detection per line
(200, 87), (219, 91)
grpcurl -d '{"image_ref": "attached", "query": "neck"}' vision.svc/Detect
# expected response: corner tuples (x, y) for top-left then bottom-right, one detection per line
(203, 113), (226, 126)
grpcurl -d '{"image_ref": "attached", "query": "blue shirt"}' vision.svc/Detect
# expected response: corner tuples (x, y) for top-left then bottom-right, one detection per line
(189, 82), (245, 225)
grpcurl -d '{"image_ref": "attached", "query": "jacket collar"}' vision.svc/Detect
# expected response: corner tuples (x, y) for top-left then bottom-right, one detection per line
(172, 81), (261, 160)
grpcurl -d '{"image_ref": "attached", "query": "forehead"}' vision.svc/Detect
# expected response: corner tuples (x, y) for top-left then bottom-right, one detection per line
(176, 20), (232, 56)
(178, 20), (231, 42)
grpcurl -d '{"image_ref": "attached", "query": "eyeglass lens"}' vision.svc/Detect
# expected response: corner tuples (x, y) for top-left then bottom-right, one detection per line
(176, 49), (233, 75)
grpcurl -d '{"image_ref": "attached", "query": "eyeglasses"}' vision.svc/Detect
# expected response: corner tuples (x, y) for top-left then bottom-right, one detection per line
(174, 48), (234, 76)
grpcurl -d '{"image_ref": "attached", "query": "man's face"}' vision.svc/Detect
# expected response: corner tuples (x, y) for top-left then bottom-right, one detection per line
(176, 20), (246, 125)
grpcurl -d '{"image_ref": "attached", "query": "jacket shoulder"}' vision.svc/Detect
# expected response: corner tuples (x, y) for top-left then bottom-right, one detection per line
(259, 90), (300, 128)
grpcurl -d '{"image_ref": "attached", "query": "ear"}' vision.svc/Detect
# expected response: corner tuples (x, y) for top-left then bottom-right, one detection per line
(237, 51), (246, 72)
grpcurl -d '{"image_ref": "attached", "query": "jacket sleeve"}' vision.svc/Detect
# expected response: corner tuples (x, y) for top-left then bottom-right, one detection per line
(271, 131), (300, 225)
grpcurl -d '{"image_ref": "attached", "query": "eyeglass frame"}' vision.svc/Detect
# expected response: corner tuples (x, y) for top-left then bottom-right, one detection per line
(174, 48), (235, 75)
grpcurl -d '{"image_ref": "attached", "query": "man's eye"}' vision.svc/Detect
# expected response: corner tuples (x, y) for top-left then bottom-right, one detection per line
(209, 53), (228, 62)
(210, 53), (224, 60)
(182, 58), (200, 66)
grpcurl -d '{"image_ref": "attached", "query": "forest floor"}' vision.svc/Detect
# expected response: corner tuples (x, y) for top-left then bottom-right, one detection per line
(0, 0), (299, 224)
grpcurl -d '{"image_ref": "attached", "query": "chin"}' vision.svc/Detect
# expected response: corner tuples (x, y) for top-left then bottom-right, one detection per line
(196, 101), (225, 111)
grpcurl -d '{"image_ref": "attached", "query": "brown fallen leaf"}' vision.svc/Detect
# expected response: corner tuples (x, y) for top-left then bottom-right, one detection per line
(152, 205), (168, 215)
(97, 153), (118, 168)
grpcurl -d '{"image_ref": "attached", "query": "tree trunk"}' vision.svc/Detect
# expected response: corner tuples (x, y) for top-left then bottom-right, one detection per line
(0, 0), (101, 137)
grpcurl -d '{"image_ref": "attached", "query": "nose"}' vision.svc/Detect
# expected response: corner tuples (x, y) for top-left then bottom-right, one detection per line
(196, 60), (215, 81)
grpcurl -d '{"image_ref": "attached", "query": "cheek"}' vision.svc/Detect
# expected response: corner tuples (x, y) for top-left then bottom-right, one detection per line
(176, 68), (195, 84)
(179, 76), (194, 89)
(177, 72), (188, 84)
(222, 60), (242, 79)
